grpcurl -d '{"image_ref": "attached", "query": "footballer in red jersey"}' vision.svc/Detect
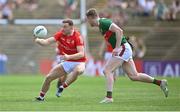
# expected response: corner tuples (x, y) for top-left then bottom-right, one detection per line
(34, 19), (86, 101)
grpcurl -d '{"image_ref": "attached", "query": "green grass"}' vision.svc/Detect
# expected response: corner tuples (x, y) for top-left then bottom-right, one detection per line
(0, 75), (180, 111)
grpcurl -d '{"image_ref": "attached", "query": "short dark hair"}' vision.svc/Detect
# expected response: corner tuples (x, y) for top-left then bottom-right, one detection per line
(62, 19), (74, 26)
(86, 8), (98, 18)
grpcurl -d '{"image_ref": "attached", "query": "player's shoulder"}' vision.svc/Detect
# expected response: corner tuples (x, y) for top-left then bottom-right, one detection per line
(55, 29), (63, 35)
(74, 29), (81, 37)
(99, 18), (112, 23)
(99, 18), (113, 27)
(53, 29), (64, 41)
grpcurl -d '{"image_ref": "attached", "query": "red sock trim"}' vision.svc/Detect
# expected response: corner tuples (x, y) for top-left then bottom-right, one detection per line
(40, 91), (45, 97)
(63, 82), (68, 88)
(153, 79), (161, 86)
(106, 96), (112, 99)
(156, 80), (161, 86)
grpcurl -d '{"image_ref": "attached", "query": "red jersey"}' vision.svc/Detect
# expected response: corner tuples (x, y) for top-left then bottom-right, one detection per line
(54, 30), (86, 62)
(106, 42), (113, 52)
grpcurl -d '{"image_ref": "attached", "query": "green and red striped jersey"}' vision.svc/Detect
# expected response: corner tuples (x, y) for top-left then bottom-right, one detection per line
(98, 18), (127, 49)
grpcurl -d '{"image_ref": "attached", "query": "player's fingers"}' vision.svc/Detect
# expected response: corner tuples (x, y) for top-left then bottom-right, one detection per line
(33, 34), (38, 41)
(60, 56), (65, 60)
(62, 52), (67, 55)
(112, 52), (118, 56)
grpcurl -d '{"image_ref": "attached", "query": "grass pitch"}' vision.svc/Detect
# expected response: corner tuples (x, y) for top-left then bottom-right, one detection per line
(0, 75), (180, 111)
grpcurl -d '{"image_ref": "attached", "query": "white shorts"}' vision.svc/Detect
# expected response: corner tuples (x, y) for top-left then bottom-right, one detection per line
(55, 55), (63, 64)
(61, 61), (85, 74)
(114, 42), (133, 62)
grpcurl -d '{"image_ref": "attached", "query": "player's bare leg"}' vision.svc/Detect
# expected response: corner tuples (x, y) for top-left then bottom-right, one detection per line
(57, 75), (67, 88)
(36, 64), (66, 101)
(55, 75), (67, 97)
(104, 58), (118, 82)
(65, 63), (85, 85)
(113, 68), (119, 81)
(122, 58), (168, 97)
(100, 57), (124, 103)
(56, 63), (85, 97)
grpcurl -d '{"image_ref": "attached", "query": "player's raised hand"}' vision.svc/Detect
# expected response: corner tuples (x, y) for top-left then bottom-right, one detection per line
(112, 47), (121, 56)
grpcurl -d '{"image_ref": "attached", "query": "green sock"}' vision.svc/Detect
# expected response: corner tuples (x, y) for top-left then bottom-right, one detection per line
(106, 91), (112, 98)
(153, 79), (161, 86)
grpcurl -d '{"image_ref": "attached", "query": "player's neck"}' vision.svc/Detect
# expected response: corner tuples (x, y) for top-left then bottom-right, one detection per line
(64, 29), (74, 36)
(96, 17), (100, 26)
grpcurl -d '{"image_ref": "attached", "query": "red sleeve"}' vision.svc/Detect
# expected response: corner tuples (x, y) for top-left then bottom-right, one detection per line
(75, 33), (84, 46)
(54, 31), (62, 41)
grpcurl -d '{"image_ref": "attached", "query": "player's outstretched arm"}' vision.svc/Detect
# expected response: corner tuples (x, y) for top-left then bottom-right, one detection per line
(35, 37), (56, 46)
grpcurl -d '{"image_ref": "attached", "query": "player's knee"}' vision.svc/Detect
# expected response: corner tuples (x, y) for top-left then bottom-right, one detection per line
(103, 69), (110, 76)
(77, 69), (84, 75)
(75, 67), (84, 75)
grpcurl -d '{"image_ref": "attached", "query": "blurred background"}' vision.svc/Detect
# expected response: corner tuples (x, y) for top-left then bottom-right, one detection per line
(0, 0), (180, 77)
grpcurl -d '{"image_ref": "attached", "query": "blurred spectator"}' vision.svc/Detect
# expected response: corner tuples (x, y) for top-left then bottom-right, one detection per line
(0, 0), (6, 8)
(59, 0), (78, 18)
(138, 0), (146, 9)
(136, 0), (156, 16)
(14, 0), (24, 8)
(129, 0), (140, 16)
(108, 0), (122, 8)
(0, 0), (15, 23)
(145, 0), (156, 15)
(0, 50), (8, 74)
(0, 0), (6, 18)
(99, 10), (128, 27)
(23, 0), (38, 12)
(99, 10), (112, 18)
(112, 11), (128, 27)
(154, 0), (169, 20)
(129, 36), (146, 59)
(108, 0), (128, 9)
(169, 0), (180, 20)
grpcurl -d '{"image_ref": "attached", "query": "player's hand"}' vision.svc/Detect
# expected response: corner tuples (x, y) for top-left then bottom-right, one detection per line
(60, 52), (70, 61)
(33, 34), (38, 42)
(112, 47), (121, 56)
(34, 38), (39, 43)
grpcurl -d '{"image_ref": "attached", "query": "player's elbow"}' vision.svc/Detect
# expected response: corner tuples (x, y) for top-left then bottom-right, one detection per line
(118, 28), (123, 34)
(36, 39), (49, 46)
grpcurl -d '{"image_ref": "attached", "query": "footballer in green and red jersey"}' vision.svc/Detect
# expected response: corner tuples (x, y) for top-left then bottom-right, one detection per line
(98, 18), (127, 49)
(86, 8), (168, 103)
